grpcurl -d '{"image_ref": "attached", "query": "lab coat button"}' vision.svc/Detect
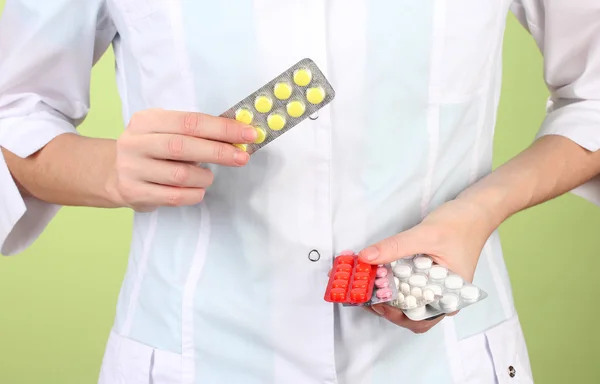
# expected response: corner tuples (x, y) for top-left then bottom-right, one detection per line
(308, 249), (321, 262)
(508, 366), (516, 378)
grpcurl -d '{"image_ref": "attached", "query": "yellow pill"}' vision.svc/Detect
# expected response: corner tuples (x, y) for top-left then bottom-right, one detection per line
(254, 127), (267, 144)
(254, 95), (273, 113)
(293, 68), (312, 86)
(274, 82), (293, 100)
(233, 143), (247, 151)
(235, 108), (253, 125)
(286, 101), (306, 118)
(267, 114), (286, 131)
(306, 86), (326, 105)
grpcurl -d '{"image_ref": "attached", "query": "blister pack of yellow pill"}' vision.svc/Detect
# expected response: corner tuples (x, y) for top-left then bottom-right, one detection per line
(221, 58), (335, 154)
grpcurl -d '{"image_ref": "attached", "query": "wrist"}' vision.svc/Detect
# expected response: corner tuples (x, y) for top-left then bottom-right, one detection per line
(103, 168), (127, 208)
(102, 142), (128, 208)
(453, 188), (507, 237)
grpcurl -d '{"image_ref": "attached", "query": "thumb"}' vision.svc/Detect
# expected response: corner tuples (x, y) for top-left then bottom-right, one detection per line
(358, 227), (428, 265)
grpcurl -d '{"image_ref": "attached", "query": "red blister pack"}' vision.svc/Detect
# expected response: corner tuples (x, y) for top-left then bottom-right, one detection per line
(324, 253), (378, 305)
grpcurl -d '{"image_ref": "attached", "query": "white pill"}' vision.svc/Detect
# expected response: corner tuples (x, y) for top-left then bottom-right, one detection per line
(405, 305), (426, 318)
(400, 282), (411, 295)
(408, 274), (428, 288)
(423, 289), (435, 303)
(396, 292), (405, 305)
(393, 264), (412, 279)
(425, 284), (443, 296)
(414, 256), (433, 270)
(390, 260), (398, 267)
(440, 294), (459, 311)
(405, 295), (417, 308)
(460, 285), (480, 301)
(394, 277), (400, 289)
(429, 265), (448, 280)
(444, 275), (464, 290)
(410, 287), (423, 299)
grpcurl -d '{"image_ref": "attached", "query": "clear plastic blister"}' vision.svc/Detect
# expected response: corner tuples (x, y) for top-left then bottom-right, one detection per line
(390, 255), (488, 321)
(220, 58), (336, 154)
(361, 263), (398, 306)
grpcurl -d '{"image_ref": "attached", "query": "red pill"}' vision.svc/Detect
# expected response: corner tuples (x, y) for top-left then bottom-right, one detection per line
(335, 264), (352, 273)
(350, 288), (367, 302)
(352, 280), (368, 289)
(332, 279), (349, 290)
(354, 272), (369, 281)
(337, 256), (355, 265)
(330, 288), (347, 302)
(334, 271), (350, 281)
(356, 263), (372, 273)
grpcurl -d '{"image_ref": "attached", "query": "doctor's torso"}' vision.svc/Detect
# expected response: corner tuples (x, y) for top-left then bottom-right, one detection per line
(102, 1), (521, 383)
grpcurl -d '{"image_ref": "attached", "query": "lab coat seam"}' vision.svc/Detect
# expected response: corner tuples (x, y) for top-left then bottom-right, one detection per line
(322, 4), (338, 383)
(114, 37), (132, 121)
(421, 0), (447, 218)
(181, 203), (212, 384)
(114, 1), (154, 112)
(469, 3), (508, 185)
(114, 5), (161, 335)
(158, 2), (203, 382)
(120, 210), (159, 336)
(483, 239), (515, 320)
(166, 0), (200, 112)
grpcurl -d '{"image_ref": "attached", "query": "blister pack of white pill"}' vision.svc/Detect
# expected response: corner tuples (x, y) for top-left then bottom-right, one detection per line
(390, 255), (488, 321)
(221, 58), (336, 154)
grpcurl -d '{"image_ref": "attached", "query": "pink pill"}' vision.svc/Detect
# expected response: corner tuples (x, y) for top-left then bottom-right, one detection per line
(376, 267), (388, 278)
(376, 288), (393, 300)
(375, 278), (390, 288)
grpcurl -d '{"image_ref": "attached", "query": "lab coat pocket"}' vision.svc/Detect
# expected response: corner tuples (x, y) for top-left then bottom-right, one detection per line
(457, 314), (534, 384)
(151, 347), (183, 384)
(484, 315), (534, 383)
(98, 330), (182, 384)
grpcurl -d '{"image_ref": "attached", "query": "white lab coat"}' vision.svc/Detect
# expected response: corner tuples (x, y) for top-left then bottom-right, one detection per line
(1, 1), (599, 383)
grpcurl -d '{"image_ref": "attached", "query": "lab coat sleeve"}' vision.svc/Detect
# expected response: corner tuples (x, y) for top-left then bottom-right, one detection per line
(510, 0), (600, 206)
(0, 0), (116, 255)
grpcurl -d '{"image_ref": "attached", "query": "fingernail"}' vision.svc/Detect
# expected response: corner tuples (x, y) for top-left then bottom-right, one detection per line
(372, 305), (386, 317)
(362, 246), (380, 261)
(242, 127), (258, 142)
(233, 151), (249, 165)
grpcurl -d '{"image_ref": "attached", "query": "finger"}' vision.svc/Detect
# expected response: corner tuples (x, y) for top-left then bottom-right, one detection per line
(358, 226), (429, 265)
(120, 181), (206, 208)
(139, 133), (250, 166)
(131, 109), (258, 144)
(363, 306), (380, 316)
(371, 304), (445, 333)
(131, 159), (215, 188)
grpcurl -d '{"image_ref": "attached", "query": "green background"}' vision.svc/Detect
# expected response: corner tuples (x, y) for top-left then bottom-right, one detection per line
(1, 3), (599, 383)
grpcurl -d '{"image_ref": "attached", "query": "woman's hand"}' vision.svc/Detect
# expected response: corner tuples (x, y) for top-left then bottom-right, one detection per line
(358, 198), (495, 332)
(108, 109), (258, 211)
